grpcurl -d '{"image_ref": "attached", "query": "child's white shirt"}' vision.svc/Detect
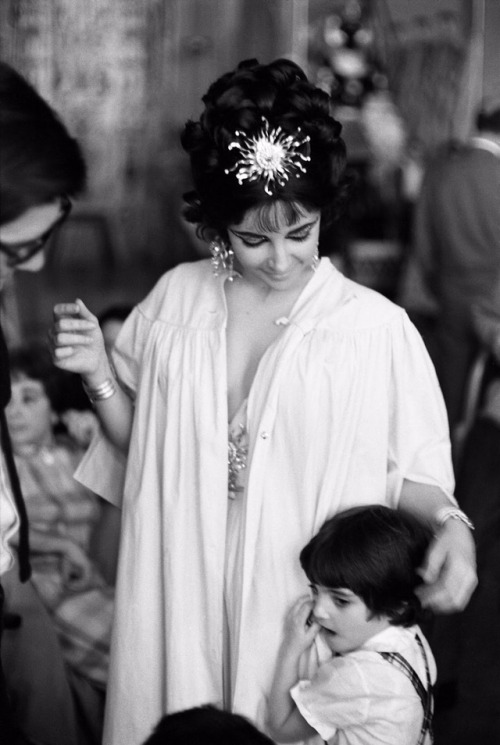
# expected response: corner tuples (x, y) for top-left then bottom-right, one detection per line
(291, 624), (436, 745)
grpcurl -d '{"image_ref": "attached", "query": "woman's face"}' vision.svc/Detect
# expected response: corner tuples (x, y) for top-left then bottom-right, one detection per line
(6, 374), (55, 453)
(227, 202), (321, 293)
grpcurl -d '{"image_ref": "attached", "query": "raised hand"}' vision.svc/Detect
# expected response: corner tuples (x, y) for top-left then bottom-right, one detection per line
(49, 298), (109, 384)
(282, 595), (320, 654)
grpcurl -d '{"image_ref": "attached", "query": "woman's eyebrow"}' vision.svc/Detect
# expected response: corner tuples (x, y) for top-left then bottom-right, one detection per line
(229, 217), (319, 238)
(286, 217), (319, 234)
(228, 227), (262, 238)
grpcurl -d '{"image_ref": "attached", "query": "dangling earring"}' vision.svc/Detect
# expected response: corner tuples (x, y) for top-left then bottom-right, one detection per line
(209, 239), (237, 281)
(311, 249), (320, 272)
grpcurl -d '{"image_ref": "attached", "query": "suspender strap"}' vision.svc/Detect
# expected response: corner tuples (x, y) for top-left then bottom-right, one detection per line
(379, 634), (433, 745)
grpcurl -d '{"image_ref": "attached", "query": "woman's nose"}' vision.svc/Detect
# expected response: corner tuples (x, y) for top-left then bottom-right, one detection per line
(268, 242), (289, 271)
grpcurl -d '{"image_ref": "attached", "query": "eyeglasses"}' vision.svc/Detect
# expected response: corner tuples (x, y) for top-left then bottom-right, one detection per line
(0, 195), (72, 268)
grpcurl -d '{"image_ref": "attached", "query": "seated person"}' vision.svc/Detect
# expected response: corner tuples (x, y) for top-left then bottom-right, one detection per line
(268, 505), (435, 745)
(5, 342), (114, 691)
(1, 565), (80, 745)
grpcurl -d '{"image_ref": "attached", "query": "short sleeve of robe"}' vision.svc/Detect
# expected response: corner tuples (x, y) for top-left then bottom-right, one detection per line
(73, 299), (155, 507)
(385, 312), (455, 503)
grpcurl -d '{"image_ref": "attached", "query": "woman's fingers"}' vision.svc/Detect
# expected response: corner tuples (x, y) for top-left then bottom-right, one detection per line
(49, 299), (107, 377)
(53, 317), (95, 333)
(52, 331), (94, 347)
(53, 298), (95, 320)
(74, 297), (97, 321)
(416, 520), (477, 613)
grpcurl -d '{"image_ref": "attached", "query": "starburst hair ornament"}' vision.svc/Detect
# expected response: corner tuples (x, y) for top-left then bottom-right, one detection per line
(224, 117), (311, 196)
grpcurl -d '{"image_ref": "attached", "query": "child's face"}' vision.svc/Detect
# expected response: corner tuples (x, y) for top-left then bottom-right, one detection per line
(311, 584), (391, 654)
(6, 374), (55, 452)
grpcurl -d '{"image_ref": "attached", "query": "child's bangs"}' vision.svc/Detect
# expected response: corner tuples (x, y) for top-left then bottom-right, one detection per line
(303, 543), (363, 593)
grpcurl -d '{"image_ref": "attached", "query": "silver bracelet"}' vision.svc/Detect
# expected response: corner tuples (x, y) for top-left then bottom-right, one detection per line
(435, 506), (474, 531)
(82, 377), (116, 405)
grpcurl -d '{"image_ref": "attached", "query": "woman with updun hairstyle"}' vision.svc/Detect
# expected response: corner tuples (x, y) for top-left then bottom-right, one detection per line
(50, 58), (476, 745)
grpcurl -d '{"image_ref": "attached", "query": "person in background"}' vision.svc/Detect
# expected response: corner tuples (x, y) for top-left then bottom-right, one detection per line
(268, 505), (435, 745)
(142, 705), (275, 745)
(412, 102), (500, 433)
(5, 343), (114, 743)
(50, 58), (475, 745)
(422, 279), (500, 740)
(0, 60), (86, 743)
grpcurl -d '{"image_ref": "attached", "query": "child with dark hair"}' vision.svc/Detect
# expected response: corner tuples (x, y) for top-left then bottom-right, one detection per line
(6, 343), (114, 695)
(142, 705), (275, 745)
(268, 506), (435, 745)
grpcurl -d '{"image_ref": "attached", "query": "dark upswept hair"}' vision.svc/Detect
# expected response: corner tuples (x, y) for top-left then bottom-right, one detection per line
(181, 58), (349, 240)
(0, 61), (86, 226)
(300, 505), (432, 627)
(142, 705), (275, 745)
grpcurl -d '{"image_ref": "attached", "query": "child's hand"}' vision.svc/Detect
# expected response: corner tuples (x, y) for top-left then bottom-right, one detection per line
(61, 409), (100, 447)
(282, 596), (319, 654)
(61, 540), (94, 591)
(49, 299), (109, 383)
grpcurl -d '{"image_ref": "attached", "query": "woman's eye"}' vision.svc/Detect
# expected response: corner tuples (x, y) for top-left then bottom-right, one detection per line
(289, 230), (311, 242)
(241, 237), (266, 247)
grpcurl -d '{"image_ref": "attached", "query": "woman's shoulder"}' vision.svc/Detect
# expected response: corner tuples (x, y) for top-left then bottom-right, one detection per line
(136, 259), (218, 324)
(144, 259), (211, 299)
(329, 272), (408, 331)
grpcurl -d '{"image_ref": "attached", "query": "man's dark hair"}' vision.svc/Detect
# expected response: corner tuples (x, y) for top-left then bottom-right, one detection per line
(0, 61), (86, 226)
(142, 705), (275, 745)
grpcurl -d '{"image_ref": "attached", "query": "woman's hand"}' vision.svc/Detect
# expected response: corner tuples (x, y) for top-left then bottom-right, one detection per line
(416, 519), (477, 612)
(282, 596), (320, 654)
(49, 299), (109, 385)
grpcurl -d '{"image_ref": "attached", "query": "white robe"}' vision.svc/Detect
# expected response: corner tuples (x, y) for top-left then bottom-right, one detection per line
(76, 258), (454, 745)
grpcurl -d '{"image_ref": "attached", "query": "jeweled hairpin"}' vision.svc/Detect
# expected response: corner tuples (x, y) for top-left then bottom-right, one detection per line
(224, 117), (311, 196)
